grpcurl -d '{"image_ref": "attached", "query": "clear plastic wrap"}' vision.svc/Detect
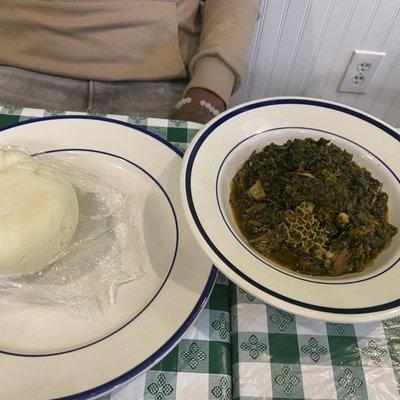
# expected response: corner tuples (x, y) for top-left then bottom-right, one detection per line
(0, 149), (145, 317)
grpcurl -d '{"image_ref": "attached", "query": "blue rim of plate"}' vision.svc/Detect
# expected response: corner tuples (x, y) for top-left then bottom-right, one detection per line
(215, 126), (400, 285)
(0, 115), (218, 399)
(185, 98), (400, 315)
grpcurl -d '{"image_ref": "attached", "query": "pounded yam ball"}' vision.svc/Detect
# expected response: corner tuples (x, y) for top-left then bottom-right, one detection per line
(0, 150), (79, 274)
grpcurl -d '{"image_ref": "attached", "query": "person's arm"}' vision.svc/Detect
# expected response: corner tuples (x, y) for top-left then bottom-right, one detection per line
(171, 0), (260, 123)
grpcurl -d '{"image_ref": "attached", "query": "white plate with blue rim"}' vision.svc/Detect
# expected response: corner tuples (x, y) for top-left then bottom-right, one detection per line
(181, 97), (400, 324)
(0, 116), (216, 399)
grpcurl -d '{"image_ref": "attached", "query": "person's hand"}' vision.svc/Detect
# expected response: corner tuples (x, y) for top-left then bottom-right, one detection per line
(170, 87), (226, 124)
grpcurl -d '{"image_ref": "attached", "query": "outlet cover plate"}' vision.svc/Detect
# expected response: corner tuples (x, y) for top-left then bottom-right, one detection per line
(338, 50), (385, 94)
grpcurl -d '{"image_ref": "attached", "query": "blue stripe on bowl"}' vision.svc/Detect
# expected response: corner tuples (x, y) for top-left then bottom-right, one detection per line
(185, 98), (400, 315)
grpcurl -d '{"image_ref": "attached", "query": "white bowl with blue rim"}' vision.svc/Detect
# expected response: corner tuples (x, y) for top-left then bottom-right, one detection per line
(181, 97), (400, 323)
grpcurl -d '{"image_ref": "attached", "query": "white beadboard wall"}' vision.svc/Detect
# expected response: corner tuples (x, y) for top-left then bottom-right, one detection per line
(231, 0), (400, 128)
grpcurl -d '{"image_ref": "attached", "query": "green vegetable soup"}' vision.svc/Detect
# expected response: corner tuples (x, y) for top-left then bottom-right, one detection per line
(230, 138), (398, 276)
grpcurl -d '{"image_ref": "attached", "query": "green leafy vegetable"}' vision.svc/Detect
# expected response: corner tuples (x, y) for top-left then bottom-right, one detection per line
(229, 138), (397, 276)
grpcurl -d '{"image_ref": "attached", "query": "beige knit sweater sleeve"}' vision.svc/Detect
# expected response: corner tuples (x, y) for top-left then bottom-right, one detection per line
(185, 0), (260, 105)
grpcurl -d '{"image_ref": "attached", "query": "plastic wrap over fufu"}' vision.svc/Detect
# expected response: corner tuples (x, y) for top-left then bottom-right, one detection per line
(0, 149), (145, 317)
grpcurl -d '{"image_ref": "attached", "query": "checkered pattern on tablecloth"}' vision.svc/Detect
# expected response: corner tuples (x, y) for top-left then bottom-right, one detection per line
(112, 272), (231, 400)
(0, 105), (200, 153)
(231, 286), (400, 400)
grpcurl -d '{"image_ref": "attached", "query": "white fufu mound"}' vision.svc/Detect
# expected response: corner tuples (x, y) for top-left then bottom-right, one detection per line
(0, 150), (79, 274)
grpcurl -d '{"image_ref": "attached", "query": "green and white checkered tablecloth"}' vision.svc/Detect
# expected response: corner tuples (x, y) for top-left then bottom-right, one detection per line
(231, 287), (400, 400)
(1, 105), (399, 400)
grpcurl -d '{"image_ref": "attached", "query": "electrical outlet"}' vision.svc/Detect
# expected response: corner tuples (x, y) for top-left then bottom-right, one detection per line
(338, 50), (385, 94)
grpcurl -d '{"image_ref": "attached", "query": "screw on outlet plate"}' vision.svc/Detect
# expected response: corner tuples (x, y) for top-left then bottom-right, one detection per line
(338, 50), (385, 94)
